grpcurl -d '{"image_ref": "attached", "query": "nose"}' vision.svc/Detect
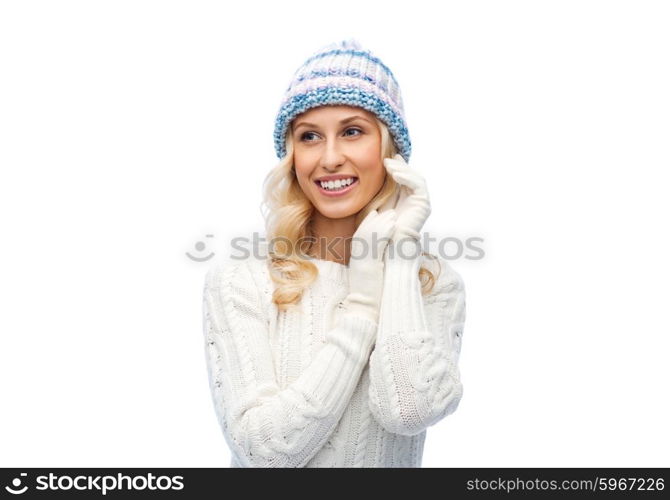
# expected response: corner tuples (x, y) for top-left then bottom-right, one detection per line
(318, 137), (346, 171)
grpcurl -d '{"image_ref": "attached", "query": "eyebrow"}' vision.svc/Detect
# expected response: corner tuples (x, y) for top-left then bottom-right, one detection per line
(292, 115), (373, 131)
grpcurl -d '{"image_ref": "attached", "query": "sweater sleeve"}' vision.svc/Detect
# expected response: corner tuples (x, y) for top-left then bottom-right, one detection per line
(368, 239), (466, 436)
(202, 260), (378, 467)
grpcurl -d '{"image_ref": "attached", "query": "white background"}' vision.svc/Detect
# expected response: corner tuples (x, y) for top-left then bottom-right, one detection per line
(1, 0), (668, 467)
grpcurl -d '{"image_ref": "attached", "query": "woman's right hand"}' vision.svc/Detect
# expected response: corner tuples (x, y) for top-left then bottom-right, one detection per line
(342, 209), (397, 323)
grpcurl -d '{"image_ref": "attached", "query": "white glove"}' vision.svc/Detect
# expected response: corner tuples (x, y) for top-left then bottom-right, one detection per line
(343, 209), (397, 323)
(382, 154), (431, 241)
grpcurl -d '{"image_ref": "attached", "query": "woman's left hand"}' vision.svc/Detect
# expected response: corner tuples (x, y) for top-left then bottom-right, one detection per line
(383, 154), (431, 241)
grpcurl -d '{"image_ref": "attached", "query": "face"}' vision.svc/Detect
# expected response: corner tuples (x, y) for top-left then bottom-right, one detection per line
(291, 105), (386, 220)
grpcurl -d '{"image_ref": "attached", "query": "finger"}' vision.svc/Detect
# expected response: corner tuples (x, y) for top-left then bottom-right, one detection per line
(388, 171), (417, 190)
(383, 154), (408, 168)
(383, 158), (406, 173)
(384, 168), (415, 190)
(389, 153), (409, 166)
(384, 156), (425, 182)
(383, 159), (419, 179)
(394, 171), (429, 195)
(383, 161), (408, 179)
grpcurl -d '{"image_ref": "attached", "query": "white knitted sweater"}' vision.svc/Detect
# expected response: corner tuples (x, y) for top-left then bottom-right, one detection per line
(202, 250), (466, 468)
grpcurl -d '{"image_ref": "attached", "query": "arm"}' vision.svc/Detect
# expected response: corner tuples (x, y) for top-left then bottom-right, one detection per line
(203, 260), (377, 467)
(368, 239), (466, 436)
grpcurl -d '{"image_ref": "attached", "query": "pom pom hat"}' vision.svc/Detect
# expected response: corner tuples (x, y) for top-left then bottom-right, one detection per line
(273, 38), (412, 162)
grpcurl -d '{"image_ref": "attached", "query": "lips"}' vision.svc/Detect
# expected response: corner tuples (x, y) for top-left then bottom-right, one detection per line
(314, 177), (359, 197)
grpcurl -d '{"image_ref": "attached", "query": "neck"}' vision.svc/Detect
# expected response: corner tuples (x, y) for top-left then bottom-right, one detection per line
(308, 211), (357, 265)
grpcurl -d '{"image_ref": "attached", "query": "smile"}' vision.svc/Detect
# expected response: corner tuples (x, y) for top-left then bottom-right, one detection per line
(314, 177), (359, 197)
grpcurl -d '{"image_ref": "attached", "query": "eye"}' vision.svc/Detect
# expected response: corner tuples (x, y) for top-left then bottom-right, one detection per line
(344, 127), (363, 137)
(299, 127), (363, 142)
(300, 131), (318, 142)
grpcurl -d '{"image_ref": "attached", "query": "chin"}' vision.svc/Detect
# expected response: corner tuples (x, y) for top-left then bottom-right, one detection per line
(313, 204), (359, 220)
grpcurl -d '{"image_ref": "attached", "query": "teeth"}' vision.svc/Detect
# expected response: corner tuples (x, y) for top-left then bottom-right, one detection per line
(319, 178), (355, 190)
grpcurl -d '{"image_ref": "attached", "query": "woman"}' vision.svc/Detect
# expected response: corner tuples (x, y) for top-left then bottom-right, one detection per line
(202, 39), (466, 467)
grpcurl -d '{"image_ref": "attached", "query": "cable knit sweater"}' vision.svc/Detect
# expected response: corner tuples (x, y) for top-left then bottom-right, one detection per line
(201, 249), (466, 468)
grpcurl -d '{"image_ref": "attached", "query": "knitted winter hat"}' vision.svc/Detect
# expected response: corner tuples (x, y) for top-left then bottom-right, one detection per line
(273, 38), (411, 162)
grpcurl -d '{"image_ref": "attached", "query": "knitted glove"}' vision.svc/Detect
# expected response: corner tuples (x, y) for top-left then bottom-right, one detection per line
(382, 154), (431, 241)
(342, 209), (397, 323)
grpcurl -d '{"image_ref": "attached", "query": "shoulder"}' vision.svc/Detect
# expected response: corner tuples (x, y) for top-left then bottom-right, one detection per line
(203, 257), (273, 335)
(204, 256), (273, 308)
(205, 256), (268, 288)
(204, 258), (245, 292)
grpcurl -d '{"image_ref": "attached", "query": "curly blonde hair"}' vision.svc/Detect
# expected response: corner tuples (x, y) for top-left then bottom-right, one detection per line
(260, 116), (440, 311)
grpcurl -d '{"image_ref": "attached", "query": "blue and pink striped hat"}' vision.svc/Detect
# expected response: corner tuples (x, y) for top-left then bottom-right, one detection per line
(273, 39), (411, 162)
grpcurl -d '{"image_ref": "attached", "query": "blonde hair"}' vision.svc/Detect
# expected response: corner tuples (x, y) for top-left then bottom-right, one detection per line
(260, 116), (440, 311)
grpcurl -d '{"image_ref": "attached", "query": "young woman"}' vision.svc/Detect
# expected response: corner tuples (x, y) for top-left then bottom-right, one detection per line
(202, 39), (466, 467)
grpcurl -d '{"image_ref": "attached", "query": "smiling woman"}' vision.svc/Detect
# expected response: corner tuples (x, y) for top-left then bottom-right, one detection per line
(202, 39), (467, 468)
(263, 103), (436, 306)
(291, 106), (388, 255)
